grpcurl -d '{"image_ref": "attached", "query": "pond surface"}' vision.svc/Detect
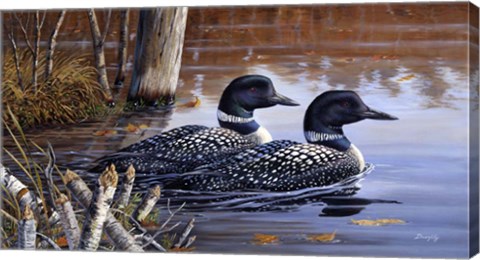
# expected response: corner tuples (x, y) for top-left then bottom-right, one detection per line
(2, 3), (476, 258)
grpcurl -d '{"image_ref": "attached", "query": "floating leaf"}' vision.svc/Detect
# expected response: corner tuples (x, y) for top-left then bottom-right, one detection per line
(93, 130), (117, 136)
(304, 50), (316, 56)
(252, 233), (279, 245)
(125, 123), (140, 133)
(306, 231), (336, 242)
(371, 55), (399, 61)
(180, 96), (201, 108)
(55, 236), (69, 247)
(351, 218), (406, 226)
(139, 124), (149, 129)
(397, 74), (415, 82)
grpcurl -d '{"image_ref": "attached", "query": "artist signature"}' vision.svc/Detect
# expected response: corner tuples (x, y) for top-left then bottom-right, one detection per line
(414, 233), (439, 243)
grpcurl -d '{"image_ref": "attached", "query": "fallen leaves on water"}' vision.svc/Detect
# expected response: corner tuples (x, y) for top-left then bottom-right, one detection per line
(252, 233), (279, 245)
(179, 96), (201, 108)
(396, 74), (415, 82)
(306, 231), (337, 242)
(55, 236), (69, 247)
(351, 218), (406, 226)
(92, 129), (118, 136)
(124, 123), (149, 133)
(371, 55), (399, 61)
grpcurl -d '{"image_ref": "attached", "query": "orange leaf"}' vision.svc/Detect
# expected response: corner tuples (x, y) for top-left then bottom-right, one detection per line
(306, 231), (336, 242)
(252, 233), (279, 245)
(397, 74), (415, 82)
(180, 96), (201, 108)
(125, 123), (140, 133)
(93, 130), (118, 136)
(351, 218), (406, 226)
(56, 236), (69, 247)
(139, 124), (149, 129)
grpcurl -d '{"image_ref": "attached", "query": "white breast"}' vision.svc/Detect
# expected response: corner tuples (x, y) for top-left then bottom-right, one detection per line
(347, 144), (365, 171)
(245, 126), (273, 144)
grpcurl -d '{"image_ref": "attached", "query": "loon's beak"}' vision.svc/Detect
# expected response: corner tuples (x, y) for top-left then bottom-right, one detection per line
(361, 107), (398, 120)
(268, 92), (300, 106)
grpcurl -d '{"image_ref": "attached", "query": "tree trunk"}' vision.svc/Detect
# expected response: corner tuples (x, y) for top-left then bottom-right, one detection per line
(117, 164), (135, 209)
(128, 7), (188, 105)
(79, 165), (118, 251)
(6, 24), (24, 91)
(114, 9), (130, 88)
(32, 11), (41, 91)
(17, 204), (37, 249)
(45, 10), (66, 80)
(55, 194), (80, 250)
(87, 9), (114, 102)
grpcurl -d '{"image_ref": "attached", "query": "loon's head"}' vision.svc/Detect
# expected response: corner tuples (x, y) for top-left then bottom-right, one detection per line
(304, 90), (397, 151)
(217, 75), (299, 143)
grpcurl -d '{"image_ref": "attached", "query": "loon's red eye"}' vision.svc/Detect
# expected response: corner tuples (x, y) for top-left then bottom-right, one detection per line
(341, 101), (351, 108)
(249, 87), (257, 93)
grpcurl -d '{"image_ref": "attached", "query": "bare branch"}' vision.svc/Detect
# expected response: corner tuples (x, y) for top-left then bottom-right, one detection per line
(101, 9), (112, 44)
(36, 232), (62, 250)
(13, 13), (34, 55)
(5, 19), (24, 90)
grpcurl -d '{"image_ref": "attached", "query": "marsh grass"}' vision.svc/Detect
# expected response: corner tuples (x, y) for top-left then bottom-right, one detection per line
(1, 108), (66, 248)
(2, 49), (107, 129)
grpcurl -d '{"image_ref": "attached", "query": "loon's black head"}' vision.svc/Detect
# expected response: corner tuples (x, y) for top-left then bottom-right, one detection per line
(218, 75), (299, 117)
(304, 90), (397, 151)
(217, 75), (299, 137)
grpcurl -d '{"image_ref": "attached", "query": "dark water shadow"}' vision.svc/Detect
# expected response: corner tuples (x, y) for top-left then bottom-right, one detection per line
(152, 164), (381, 213)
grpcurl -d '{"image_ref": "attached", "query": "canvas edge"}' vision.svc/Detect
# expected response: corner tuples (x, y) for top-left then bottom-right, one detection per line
(469, 1), (480, 258)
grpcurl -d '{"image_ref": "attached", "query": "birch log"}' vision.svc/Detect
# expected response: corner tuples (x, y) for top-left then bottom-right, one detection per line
(128, 7), (188, 104)
(64, 169), (143, 252)
(87, 9), (113, 102)
(118, 164), (135, 209)
(132, 185), (161, 222)
(79, 165), (118, 251)
(1, 164), (36, 212)
(17, 204), (37, 249)
(45, 10), (66, 80)
(114, 9), (129, 88)
(55, 193), (80, 250)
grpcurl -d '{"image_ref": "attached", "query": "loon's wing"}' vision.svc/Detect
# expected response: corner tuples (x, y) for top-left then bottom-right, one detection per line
(152, 127), (256, 165)
(118, 124), (209, 153)
(195, 139), (299, 170)
(89, 125), (208, 172)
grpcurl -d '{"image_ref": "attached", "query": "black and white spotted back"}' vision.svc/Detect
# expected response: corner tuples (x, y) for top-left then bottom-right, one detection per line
(168, 143), (361, 192)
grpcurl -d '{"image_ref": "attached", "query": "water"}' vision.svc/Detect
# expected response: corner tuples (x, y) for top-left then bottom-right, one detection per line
(2, 3), (475, 258)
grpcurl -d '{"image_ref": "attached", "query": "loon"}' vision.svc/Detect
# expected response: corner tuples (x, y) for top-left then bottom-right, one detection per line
(91, 75), (299, 173)
(167, 90), (397, 192)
